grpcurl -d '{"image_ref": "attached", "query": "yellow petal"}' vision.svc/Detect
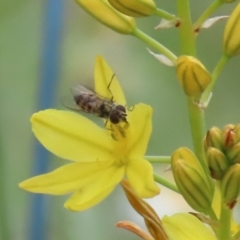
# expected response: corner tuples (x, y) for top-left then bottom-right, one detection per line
(19, 161), (114, 195)
(162, 213), (217, 240)
(126, 158), (160, 198)
(127, 103), (152, 157)
(64, 164), (125, 211)
(94, 56), (126, 105)
(31, 109), (113, 162)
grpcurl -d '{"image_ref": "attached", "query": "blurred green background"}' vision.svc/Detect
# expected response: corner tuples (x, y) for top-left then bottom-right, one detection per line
(1, 0), (240, 239)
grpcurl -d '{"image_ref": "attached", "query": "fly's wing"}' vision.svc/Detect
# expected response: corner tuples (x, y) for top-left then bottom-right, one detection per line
(71, 84), (112, 101)
(60, 95), (82, 111)
(61, 84), (113, 113)
(60, 85), (91, 112)
(70, 85), (95, 97)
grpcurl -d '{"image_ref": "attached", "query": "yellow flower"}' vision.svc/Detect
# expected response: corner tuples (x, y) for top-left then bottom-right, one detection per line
(19, 56), (159, 211)
(162, 213), (217, 240)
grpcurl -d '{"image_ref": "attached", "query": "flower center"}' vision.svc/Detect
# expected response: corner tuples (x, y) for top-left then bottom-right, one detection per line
(110, 122), (129, 141)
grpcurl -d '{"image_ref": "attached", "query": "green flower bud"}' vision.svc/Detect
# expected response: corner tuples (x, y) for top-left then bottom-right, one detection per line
(172, 147), (201, 169)
(206, 147), (229, 180)
(204, 127), (223, 150)
(176, 56), (211, 99)
(222, 124), (237, 149)
(108, 0), (156, 17)
(226, 143), (240, 164)
(171, 148), (213, 213)
(220, 0), (237, 3)
(233, 123), (240, 143)
(221, 164), (240, 205)
(223, 3), (240, 56)
(75, 0), (136, 34)
(172, 160), (213, 212)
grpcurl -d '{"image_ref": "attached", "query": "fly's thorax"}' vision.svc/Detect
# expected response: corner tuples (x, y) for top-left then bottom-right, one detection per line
(98, 100), (115, 119)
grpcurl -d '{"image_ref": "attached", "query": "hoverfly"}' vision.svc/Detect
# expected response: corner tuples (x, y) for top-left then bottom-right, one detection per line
(62, 77), (128, 125)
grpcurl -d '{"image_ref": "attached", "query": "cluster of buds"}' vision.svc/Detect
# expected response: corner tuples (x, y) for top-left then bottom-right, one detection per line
(171, 148), (214, 213)
(204, 124), (240, 207)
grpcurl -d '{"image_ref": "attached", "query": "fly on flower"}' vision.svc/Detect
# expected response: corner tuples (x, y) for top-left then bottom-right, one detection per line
(62, 75), (128, 125)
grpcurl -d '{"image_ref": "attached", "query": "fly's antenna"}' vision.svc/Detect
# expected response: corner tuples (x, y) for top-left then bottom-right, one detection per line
(107, 74), (115, 102)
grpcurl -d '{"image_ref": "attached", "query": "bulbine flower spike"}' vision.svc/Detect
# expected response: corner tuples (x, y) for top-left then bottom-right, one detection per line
(19, 56), (159, 211)
(75, 0), (136, 34)
(171, 148), (213, 213)
(176, 56), (211, 99)
(223, 3), (240, 57)
(108, 0), (156, 18)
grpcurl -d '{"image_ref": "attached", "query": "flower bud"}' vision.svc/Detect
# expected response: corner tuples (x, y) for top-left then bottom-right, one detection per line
(220, 0), (237, 3)
(204, 127), (223, 150)
(233, 123), (240, 142)
(172, 160), (213, 212)
(220, 164), (240, 205)
(172, 147), (201, 169)
(176, 56), (211, 99)
(171, 148), (213, 212)
(108, 0), (156, 17)
(222, 124), (236, 149)
(75, 0), (136, 34)
(206, 147), (229, 180)
(226, 143), (240, 164)
(223, 3), (240, 56)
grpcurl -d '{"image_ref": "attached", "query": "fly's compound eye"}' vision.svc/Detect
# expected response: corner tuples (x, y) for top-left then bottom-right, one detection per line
(115, 105), (126, 113)
(110, 112), (120, 124)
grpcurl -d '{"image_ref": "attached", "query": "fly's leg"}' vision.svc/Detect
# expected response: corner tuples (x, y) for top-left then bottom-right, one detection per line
(127, 105), (134, 112)
(107, 74), (116, 102)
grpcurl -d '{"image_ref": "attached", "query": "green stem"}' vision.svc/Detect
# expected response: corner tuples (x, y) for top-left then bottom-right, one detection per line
(218, 203), (232, 240)
(176, 0), (196, 55)
(194, 0), (223, 31)
(187, 98), (214, 190)
(154, 8), (176, 20)
(176, 0), (211, 180)
(154, 173), (180, 193)
(200, 54), (229, 106)
(132, 28), (177, 63)
(145, 156), (171, 163)
(187, 98), (207, 171)
(0, 126), (10, 240)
